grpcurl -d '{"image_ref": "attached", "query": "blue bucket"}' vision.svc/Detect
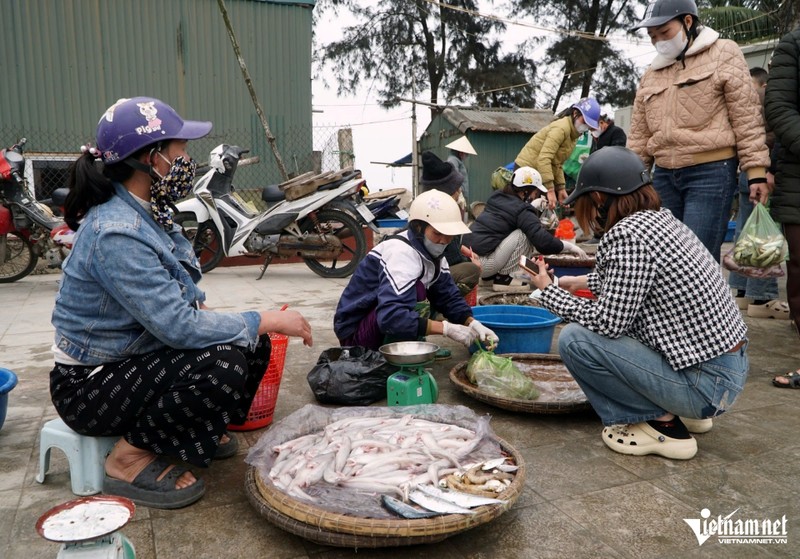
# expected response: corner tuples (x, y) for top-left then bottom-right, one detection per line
(471, 305), (561, 354)
(0, 368), (18, 432)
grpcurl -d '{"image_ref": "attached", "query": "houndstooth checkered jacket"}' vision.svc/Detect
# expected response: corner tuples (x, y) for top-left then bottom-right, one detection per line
(541, 209), (747, 370)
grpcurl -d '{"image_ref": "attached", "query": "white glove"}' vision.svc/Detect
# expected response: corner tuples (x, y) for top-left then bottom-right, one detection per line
(442, 321), (478, 348)
(469, 320), (499, 349)
(561, 240), (588, 259)
(531, 198), (548, 212)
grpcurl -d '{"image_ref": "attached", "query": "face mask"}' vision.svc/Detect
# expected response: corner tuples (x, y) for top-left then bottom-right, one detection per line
(150, 155), (197, 230)
(590, 129), (601, 139)
(655, 30), (688, 60)
(423, 236), (447, 258)
(574, 119), (590, 134)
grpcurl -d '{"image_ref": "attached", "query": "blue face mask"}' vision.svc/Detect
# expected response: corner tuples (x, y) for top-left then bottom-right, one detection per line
(423, 236), (447, 258)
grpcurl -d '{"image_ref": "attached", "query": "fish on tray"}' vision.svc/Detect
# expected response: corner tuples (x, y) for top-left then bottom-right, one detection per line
(381, 495), (443, 519)
(408, 489), (476, 515)
(415, 484), (507, 508)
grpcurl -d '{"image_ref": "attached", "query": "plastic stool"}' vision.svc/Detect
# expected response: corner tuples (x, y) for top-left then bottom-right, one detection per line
(36, 418), (118, 496)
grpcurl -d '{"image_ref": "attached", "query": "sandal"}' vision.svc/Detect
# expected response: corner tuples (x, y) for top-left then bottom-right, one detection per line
(215, 432), (239, 459)
(601, 423), (697, 460)
(772, 371), (800, 389)
(747, 300), (790, 320)
(103, 456), (206, 509)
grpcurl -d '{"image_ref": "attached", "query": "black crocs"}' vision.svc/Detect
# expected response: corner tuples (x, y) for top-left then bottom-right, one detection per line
(103, 456), (205, 509)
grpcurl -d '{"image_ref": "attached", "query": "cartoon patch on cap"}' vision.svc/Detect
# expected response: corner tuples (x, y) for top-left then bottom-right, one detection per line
(101, 98), (130, 124)
(136, 102), (163, 135)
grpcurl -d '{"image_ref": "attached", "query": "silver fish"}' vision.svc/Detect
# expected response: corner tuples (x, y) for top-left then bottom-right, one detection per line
(408, 489), (476, 515)
(416, 484), (506, 508)
(381, 495), (442, 519)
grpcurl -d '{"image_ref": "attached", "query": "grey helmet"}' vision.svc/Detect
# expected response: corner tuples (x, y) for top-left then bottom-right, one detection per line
(562, 147), (651, 205)
(632, 0), (698, 29)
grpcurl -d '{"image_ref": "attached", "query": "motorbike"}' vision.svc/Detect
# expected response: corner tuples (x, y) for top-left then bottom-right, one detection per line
(174, 144), (376, 279)
(0, 139), (74, 283)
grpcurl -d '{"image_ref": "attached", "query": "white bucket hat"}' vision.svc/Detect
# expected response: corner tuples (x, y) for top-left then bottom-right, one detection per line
(409, 190), (471, 235)
(445, 136), (477, 155)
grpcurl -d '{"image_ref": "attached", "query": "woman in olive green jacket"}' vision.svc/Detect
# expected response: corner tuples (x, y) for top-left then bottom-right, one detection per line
(514, 98), (600, 209)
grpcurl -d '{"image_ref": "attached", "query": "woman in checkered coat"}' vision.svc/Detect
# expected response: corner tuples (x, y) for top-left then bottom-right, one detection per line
(528, 147), (748, 460)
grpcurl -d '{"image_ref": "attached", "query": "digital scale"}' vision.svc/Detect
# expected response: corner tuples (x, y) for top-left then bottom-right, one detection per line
(386, 362), (438, 406)
(36, 496), (136, 559)
(380, 341), (440, 406)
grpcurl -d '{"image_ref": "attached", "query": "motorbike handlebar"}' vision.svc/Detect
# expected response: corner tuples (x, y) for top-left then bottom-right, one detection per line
(195, 155), (260, 176)
(12, 138), (27, 152)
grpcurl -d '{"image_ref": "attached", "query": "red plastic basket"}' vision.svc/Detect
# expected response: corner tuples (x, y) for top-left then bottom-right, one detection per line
(465, 287), (478, 307)
(229, 332), (288, 431)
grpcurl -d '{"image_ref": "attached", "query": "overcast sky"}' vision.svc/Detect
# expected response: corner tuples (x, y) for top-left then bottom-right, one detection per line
(311, 2), (656, 192)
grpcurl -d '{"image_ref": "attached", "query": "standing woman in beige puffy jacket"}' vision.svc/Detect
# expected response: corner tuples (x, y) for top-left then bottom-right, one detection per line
(628, 0), (770, 262)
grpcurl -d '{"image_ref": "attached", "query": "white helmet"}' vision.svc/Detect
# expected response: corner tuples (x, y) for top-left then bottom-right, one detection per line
(445, 136), (477, 155)
(511, 166), (546, 193)
(409, 190), (471, 235)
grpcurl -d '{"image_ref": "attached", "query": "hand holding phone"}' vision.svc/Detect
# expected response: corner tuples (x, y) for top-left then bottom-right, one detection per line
(519, 255), (538, 276)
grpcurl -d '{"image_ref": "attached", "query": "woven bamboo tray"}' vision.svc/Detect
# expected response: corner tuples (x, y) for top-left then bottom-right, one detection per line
(245, 436), (525, 544)
(449, 353), (592, 414)
(478, 293), (541, 307)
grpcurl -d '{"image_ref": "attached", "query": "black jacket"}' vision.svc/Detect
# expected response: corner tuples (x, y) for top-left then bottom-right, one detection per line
(591, 123), (627, 153)
(765, 27), (800, 225)
(463, 191), (563, 256)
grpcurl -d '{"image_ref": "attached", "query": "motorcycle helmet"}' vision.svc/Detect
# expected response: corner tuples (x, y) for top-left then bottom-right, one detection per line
(632, 0), (698, 29)
(571, 98), (601, 130)
(408, 190), (470, 236)
(562, 146), (652, 205)
(96, 97), (212, 164)
(511, 166), (546, 193)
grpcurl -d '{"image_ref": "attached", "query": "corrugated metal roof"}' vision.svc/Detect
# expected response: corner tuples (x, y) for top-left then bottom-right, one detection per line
(441, 107), (554, 134)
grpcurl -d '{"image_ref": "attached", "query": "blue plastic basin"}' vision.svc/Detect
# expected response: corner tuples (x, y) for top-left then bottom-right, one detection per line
(471, 305), (561, 354)
(0, 368), (18, 432)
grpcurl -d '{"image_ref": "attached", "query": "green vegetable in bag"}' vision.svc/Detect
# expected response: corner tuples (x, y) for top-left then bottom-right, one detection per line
(732, 203), (788, 269)
(466, 348), (540, 400)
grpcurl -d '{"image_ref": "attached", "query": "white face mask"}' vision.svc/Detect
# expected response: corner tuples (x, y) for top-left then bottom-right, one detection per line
(655, 30), (688, 60)
(423, 236), (447, 258)
(574, 119), (590, 134)
(590, 129), (601, 139)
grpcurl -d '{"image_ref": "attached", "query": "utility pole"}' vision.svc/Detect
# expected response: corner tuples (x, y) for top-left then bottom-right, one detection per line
(217, 0), (289, 180)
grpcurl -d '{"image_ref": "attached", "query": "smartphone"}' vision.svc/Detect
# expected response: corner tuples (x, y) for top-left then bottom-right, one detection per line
(519, 255), (538, 275)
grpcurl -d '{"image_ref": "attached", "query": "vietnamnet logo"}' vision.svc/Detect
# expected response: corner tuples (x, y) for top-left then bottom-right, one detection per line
(684, 508), (788, 545)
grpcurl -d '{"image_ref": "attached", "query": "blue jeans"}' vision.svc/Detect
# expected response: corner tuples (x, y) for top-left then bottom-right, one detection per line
(728, 172), (779, 300)
(558, 324), (748, 426)
(653, 158), (737, 262)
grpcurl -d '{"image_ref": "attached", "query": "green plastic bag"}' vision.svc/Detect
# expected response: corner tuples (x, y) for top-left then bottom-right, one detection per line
(725, 203), (787, 278)
(491, 166), (513, 190)
(562, 132), (592, 180)
(466, 348), (540, 400)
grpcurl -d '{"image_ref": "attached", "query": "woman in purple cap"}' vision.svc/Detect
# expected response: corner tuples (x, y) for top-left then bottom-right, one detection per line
(50, 97), (312, 509)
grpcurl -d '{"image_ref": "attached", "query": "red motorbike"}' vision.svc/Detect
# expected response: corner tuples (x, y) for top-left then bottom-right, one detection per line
(0, 139), (74, 282)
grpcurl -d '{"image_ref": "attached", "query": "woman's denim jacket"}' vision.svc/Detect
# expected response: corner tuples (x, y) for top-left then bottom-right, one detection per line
(52, 183), (260, 365)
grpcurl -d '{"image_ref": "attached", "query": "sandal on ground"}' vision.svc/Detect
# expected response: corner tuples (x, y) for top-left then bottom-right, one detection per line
(601, 422), (697, 460)
(492, 274), (531, 293)
(215, 432), (239, 459)
(747, 300), (790, 320)
(434, 348), (452, 360)
(734, 296), (749, 310)
(103, 456), (206, 509)
(772, 371), (800, 389)
(680, 417), (713, 434)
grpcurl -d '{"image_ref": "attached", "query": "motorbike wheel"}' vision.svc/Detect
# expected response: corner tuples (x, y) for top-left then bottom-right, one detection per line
(0, 231), (38, 283)
(301, 209), (367, 278)
(174, 212), (225, 274)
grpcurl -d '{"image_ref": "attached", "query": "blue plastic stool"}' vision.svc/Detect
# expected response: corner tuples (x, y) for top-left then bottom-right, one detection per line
(36, 418), (118, 496)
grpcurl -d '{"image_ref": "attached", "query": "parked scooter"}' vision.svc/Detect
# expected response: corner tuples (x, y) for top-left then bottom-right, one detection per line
(0, 139), (74, 282)
(174, 144), (376, 278)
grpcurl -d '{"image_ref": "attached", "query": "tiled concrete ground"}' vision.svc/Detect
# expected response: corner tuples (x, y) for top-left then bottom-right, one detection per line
(0, 255), (798, 559)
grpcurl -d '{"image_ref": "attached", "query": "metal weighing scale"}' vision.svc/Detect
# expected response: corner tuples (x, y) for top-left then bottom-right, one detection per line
(36, 495), (136, 559)
(380, 341), (439, 406)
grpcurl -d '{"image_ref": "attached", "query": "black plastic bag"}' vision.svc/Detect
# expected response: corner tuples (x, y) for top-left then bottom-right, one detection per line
(307, 346), (396, 405)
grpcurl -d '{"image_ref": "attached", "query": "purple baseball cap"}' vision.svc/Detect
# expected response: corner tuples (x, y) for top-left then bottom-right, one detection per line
(96, 97), (212, 163)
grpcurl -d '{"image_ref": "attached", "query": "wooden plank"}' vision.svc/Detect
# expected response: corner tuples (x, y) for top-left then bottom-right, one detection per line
(278, 170), (317, 190)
